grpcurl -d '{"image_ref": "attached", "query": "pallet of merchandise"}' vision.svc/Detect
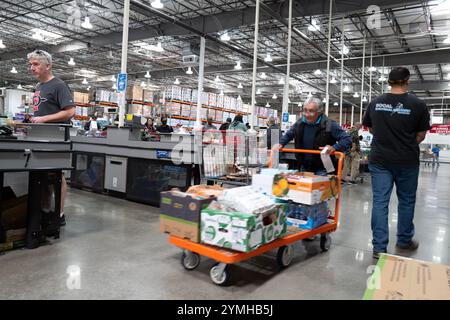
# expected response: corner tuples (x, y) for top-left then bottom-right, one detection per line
(207, 108), (216, 120)
(129, 105), (143, 116)
(222, 111), (229, 122)
(216, 94), (224, 108)
(242, 103), (250, 113)
(181, 105), (192, 118)
(224, 96), (232, 110)
(182, 88), (192, 102)
(201, 92), (209, 106)
(143, 90), (153, 103)
(164, 85), (182, 101)
(201, 107), (208, 120)
(236, 98), (243, 111)
(170, 103), (181, 116)
(215, 110), (223, 122)
(229, 97), (237, 111)
(192, 89), (198, 104)
(208, 93), (217, 107)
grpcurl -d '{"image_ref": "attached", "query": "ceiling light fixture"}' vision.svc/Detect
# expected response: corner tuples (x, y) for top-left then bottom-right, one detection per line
(234, 61), (242, 70)
(260, 72), (267, 79)
(0, 40), (6, 49)
(219, 90), (224, 96)
(82, 78), (88, 85)
(237, 83), (243, 89)
(322, 97), (327, 103)
(68, 57), (75, 66)
(145, 71), (151, 78)
(256, 88), (261, 95)
(330, 77), (337, 84)
(237, 95), (242, 101)
(220, 32), (231, 42)
(343, 85), (350, 92)
(186, 67), (193, 75)
(314, 69), (322, 76)
(278, 78), (285, 85)
(111, 75), (117, 82)
(307, 92), (313, 98)
(151, 0), (164, 9)
(10, 67), (17, 74)
(378, 76), (387, 82)
(112, 83), (117, 90)
(308, 19), (320, 32)
(272, 93), (277, 99)
(87, 86), (91, 90)
(81, 16), (93, 29)
(353, 92), (359, 98)
(298, 102), (303, 107)
(174, 78), (180, 85)
(264, 53), (273, 62)
(32, 30), (43, 41)
(334, 102), (339, 106)
(362, 96), (368, 102)
(369, 66), (377, 72)
(266, 102), (271, 108)
(17, 84), (22, 90)
(340, 45), (350, 55)
(215, 75), (220, 83)
(141, 81), (146, 88)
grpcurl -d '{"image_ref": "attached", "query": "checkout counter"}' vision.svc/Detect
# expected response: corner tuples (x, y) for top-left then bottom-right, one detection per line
(0, 124), (72, 250)
(71, 127), (199, 206)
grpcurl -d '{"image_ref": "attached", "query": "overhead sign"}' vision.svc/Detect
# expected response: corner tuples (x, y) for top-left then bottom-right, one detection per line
(117, 73), (127, 93)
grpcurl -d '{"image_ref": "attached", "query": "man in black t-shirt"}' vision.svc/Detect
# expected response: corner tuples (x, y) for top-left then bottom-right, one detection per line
(28, 49), (75, 226)
(363, 67), (431, 259)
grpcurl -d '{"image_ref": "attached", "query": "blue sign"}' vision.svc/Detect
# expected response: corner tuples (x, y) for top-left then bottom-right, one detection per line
(117, 73), (127, 92)
(282, 112), (289, 122)
(156, 150), (171, 159)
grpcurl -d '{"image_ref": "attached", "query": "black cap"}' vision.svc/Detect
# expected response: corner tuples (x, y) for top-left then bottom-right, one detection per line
(226, 117), (232, 123)
(389, 67), (410, 84)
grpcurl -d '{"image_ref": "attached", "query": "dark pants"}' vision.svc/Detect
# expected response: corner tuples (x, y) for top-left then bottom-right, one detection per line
(369, 163), (419, 252)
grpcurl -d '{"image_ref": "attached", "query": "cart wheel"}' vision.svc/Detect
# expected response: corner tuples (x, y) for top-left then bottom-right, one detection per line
(181, 251), (201, 271)
(210, 263), (231, 286)
(320, 233), (332, 252)
(277, 245), (294, 268)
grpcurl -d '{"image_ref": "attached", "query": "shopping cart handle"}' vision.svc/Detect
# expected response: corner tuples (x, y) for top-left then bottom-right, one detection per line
(268, 148), (345, 169)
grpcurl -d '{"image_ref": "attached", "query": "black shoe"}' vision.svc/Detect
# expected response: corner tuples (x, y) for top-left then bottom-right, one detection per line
(396, 239), (419, 251)
(59, 214), (66, 227)
(373, 250), (387, 260)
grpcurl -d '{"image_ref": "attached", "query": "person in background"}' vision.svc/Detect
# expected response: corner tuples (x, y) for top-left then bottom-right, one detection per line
(203, 117), (217, 131)
(363, 66), (431, 259)
(84, 114), (98, 131)
(23, 114), (32, 123)
(274, 97), (351, 175)
(245, 123), (251, 130)
(431, 145), (440, 166)
(219, 117), (232, 131)
(28, 49), (75, 227)
(266, 116), (280, 149)
(142, 117), (159, 141)
(228, 114), (247, 132)
(342, 122), (362, 184)
(156, 117), (173, 133)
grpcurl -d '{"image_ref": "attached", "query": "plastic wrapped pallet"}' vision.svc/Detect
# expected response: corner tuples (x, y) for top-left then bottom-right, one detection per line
(165, 85), (182, 101)
(201, 92), (209, 106)
(208, 93), (217, 107)
(216, 94), (224, 108)
(181, 105), (192, 118)
(182, 88), (192, 102)
(143, 90), (153, 102)
(207, 109), (216, 120)
(215, 110), (223, 122)
(201, 107), (208, 120)
(229, 97), (237, 111)
(192, 89), (198, 104)
(126, 86), (143, 101)
(224, 96), (231, 110)
(236, 98), (243, 111)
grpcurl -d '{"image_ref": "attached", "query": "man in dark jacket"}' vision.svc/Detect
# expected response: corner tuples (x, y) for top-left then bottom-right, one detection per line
(266, 116), (280, 149)
(219, 118), (232, 131)
(274, 97), (351, 174)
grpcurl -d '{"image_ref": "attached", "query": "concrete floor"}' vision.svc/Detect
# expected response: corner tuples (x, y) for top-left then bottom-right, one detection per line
(1, 164), (449, 299)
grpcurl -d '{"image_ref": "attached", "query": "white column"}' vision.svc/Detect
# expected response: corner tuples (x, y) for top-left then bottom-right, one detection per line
(359, 32), (366, 124)
(195, 37), (206, 130)
(325, 0), (334, 116)
(118, 0), (130, 128)
(351, 105), (354, 126)
(250, 0), (261, 130)
(339, 16), (345, 126)
(369, 43), (373, 101)
(282, 0), (293, 121)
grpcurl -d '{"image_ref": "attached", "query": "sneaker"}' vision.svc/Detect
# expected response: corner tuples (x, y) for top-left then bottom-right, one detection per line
(59, 214), (66, 227)
(396, 239), (419, 251)
(373, 250), (387, 260)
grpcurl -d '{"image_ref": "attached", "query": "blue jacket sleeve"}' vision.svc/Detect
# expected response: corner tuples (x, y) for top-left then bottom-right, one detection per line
(280, 123), (297, 146)
(330, 122), (352, 152)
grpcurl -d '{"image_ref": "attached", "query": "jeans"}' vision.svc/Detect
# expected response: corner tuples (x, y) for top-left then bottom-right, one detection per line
(369, 163), (419, 252)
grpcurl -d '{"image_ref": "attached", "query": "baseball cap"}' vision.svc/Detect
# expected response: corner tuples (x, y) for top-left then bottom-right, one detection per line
(388, 67), (410, 84)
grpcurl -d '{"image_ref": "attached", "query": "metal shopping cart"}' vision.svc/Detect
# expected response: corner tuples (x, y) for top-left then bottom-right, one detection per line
(166, 148), (345, 286)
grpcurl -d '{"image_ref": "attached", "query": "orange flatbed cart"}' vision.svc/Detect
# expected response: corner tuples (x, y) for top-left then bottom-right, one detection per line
(167, 149), (345, 285)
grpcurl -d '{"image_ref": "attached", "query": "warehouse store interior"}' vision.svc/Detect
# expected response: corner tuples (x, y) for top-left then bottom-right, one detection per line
(0, 0), (450, 300)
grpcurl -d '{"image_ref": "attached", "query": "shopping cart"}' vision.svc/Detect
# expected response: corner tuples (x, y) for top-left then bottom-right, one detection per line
(420, 150), (435, 166)
(167, 148), (344, 286)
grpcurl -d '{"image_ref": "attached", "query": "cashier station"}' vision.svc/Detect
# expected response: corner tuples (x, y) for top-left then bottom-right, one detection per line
(71, 126), (198, 206)
(0, 124), (72, 250)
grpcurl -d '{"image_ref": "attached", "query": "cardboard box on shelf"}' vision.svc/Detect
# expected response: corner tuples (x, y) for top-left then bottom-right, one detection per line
(192, 89), (198, 103)
(182, 88), (192, 102)
(181, 105), (192, 118)
(201, 92), (209, 106)
(143, 90), (153, 102)
(224, 96), (232, 109)
(160, 190), (216, 243)
(283, 201), (329, 230)
(126, 86), (144, 101)
(229, 97), (237, 111)
(200, 203), (286, 252)
(201, 107), (208, 120)
(272, 172), (339, 205)
(215, 110), (223, 122)
(170, 103), (181, 116)
(216, 94), (224, 108)
(74, 91), (85, 104)
(164, 85), (182, 101)
(208, 93), (217, 107)
(207, 109), (216, 120)
(363, 254), (450, 300)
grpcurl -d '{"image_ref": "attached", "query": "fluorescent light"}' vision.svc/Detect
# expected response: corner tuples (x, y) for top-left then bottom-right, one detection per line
(82, 78), (88, 85)
(174, 78), (180, 85)
(340, 45), (350, 55)
(17, 84), (22, 89)
(308, 19), (320, 32)
(10, 67), (17, 74)
(0, 40), (5, 49)
(151, 0), (164, 9)
(154, 42), (164, 52)
(378, 76), (387, 82)
(264, 53), (273, 62)
(330, 77), (337, 84)
(215, 75), (220, 82)
(369, 66), (377, 72)
(220, 32), (230, 42)
(260, 72), (267, 79)
(322, 97), (327, 103)
(298, 102), (303, 107)
(186, 67), (193, 75)
(234, 61), (242, 70)
(219, 90), (224, 96)
(353, 92), (359, 98)
(278, 78), (285, 85)
(343, 85), (350, 92)
(81, 17), (93, 29)
(314, 69), (322, 75)
(32, 30), (43, 41)
(68, 57), (75, 66)
(237, 83), (243, 89)
(272, 93), (277, 99)
(307, 92), (313, 98)
(256, 88), (261, 95)
(111, 75), (116, 82)
(448, 83), (450, 87)
(145, 71), (151, 78)
(444, 36), (450, 44)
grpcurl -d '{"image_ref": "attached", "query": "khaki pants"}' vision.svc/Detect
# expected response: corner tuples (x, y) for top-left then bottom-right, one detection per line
(342, 152), (361, 182)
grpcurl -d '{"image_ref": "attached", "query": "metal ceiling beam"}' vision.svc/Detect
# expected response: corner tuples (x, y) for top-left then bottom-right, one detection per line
(0, 0), (421, 61)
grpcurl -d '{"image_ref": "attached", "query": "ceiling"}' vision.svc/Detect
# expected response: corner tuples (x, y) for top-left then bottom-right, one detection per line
(1, 0), (450, 113)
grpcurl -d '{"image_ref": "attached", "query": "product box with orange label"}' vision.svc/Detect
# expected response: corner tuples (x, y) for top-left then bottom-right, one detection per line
(272, 172), (338, 205)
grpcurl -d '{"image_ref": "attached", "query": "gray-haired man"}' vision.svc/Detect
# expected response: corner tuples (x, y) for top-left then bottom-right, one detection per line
(28, 49), (75, 226)
(274, 97), (351, 174)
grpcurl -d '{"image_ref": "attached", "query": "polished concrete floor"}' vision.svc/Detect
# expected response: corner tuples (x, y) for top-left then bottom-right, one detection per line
(1, 164), (449, 300)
